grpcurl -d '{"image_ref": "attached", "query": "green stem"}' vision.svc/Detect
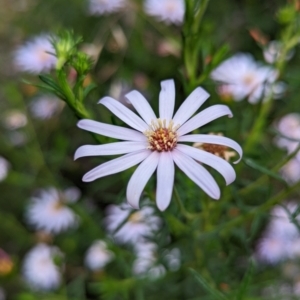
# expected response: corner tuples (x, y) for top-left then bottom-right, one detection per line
(198, 180), (300, 239)
(193, 0), (210, 33)
(182, 0), (211, 92)
(174, 187), (195, 220)
(243, 96), (273, 154)
(56, 70), (103, 144)
(239, 143), (300, 196)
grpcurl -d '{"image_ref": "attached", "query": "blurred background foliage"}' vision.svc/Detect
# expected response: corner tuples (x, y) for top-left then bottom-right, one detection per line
(1, 0), (300, 299)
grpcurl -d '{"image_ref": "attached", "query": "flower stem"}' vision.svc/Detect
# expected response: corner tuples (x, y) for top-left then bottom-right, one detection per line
(174, 187), (195, 220)
(198, 180), (300, 239)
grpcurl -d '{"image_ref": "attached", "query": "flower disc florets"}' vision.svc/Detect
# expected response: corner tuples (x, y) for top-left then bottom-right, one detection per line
(144, 119), (179, 152)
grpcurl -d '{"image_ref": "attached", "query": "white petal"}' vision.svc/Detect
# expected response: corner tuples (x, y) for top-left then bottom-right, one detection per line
(159, 79), (175, 121)
(99, 97), (148, 131)
(171, 149), (220, 199)
(126, 151), (160, 209)
(77, 119), (147, 141)
(74, 142), (148, 160)
(82, 150), (151, 182)
(178, 134), (242, 164)
(176, 144), (236, 185)
(125, 90), (156, 124)
(177, 105), (233, 136)
(172, 87), (210, 126)
(156, 152), (175, 211)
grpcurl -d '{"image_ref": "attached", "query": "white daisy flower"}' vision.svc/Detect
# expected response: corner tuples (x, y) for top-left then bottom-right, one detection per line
(280, 158), (300, 184)
(288, 239), (300, 259)
(22, 244), (62, 291)
(26, 188), (79, 234)
(14, 34), (56, 74)
(164, 247), (181, 271)
(104, 203), (161, 244)
(144, 0), (185, 25)
(3, 110), (27, 130)
(263, 41), (294, 64)
(0, 157), (10, 182)
(30, 95), (64, 120)
(256, 236), (290, 264)
(75, 79), (242, 211)
(84, 240), (114, 271)
(109, 80), (132, 107)
(211, 53), (279, 103)
(87, 0), (125, 15)
(274, 113), (300, 155)
(133, 242), (166, 279)
(267, 203), (300, 240)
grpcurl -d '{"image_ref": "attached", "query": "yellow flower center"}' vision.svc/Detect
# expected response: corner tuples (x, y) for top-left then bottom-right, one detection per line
(165, 2), (177, 13)
(52, 200), (64, 212)
(201, 143), (228, 158)
(144, 119), (179, 152)
(193, 133), (236, 162)
(128, 211), (143, 223)
(243, 74), (256, 86)
(38, 47), (51, 63)
(0, 259), (13, 275)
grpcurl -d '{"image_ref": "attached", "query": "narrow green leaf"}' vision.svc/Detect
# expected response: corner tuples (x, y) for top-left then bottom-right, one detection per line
(243, 158), (286, 183)
(235, 259), (255, 300)
(292, 203), (300, 218)
(39, 75), (65, 95)
(189, 268), (228, 300)
(83, 83), (97, 99)
(22, 79), (66, 100)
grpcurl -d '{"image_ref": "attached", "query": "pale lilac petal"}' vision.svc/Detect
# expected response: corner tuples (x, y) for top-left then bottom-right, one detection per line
(171, 149), (220, 199)
(74, 142), (148, 160)
(156, 152), (175, 211)
(77, 119), (147, 141)
(176, 144), (236, 185)
(82, 150), (151, 182)
(172, 87), (210, 126)
(99, 97), (148, 131)
(177, 105), (233, 136)
(126, 151), (160, 209)
(125, 90), (156, 124)
(178, 134), (242, 164)
(159, 79), (175, 121)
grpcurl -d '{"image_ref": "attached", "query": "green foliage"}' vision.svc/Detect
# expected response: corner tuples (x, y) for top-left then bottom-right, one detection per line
(1, 0), (300, 299)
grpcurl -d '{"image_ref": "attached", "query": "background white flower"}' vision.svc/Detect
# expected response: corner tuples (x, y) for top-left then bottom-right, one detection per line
(211, 53), (281, 103)
(274, 113), (300, 155)
(75, 79), (242, 211)
(84, 240), (114, 271)
(133, 242), (166, 279)
(164, 247), (181, 271)
(268, 203), (300, 239)
(30, 95), (64, 119)
(255, 202), (300, 264)
(263, 41), (294, 64)
(274, 113), (300, 184)
(14, 34), (56, 74)
(3, 110), (27, 130)
(280, 158), (300, 184)
(22, 244), (62, 291)
(26, 188), (79, 234)
(256, 235), (291, 264)
(0, 157), (10, 182)
(87, 0), (125, 15)
(104, 203), (161, 244)
(144, 0), (185, 25)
